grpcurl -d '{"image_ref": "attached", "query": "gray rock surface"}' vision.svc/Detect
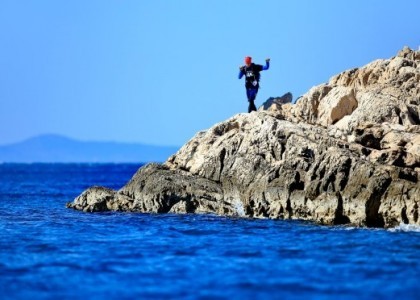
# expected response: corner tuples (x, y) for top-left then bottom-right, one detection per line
(67, 47), (420, 228)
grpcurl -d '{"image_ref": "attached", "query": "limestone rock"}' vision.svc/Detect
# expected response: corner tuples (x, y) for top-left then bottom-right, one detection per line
(67, 47), (420, 228)
(269, 46), (420, 133)
(66, 186), (133, 212)
(317, 87), (358, 126)
(119, 163), (236, 216)
(260, 92), (293, 111)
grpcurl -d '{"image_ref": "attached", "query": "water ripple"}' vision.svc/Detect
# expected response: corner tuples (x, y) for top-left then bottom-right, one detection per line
(1, 164), (419, 299)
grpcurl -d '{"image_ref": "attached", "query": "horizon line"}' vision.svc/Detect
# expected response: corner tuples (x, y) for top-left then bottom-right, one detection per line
(0, 133), (181, 148)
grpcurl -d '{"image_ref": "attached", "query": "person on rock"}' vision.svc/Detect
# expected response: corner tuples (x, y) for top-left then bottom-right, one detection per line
(238, 56), (270, 113)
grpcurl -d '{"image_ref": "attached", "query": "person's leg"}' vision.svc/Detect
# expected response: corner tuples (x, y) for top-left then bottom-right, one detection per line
(246, 88), (258, 113)
(248, 99), (257, 113)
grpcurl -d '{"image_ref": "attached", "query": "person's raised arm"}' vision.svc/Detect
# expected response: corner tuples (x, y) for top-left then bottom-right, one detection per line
(238, 66), (245, 79)
(262, 58), (270, 70)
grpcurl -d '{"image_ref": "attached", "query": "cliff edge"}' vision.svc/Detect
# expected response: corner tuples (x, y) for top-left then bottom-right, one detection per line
(67, 47), (420, 228)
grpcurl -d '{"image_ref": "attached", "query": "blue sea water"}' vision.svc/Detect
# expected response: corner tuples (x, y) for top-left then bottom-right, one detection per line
(0, 164), (419, 300)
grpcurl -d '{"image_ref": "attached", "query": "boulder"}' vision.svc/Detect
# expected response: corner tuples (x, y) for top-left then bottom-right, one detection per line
(260, 92), (293, 110)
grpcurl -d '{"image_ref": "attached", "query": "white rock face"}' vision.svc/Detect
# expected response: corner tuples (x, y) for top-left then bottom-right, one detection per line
(273, 47), (419, 130)
(317, 86), (357, 126)
(68, 47), (420, 228)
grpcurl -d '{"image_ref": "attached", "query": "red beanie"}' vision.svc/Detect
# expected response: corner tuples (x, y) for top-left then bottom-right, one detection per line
(245, 56), (252, 65)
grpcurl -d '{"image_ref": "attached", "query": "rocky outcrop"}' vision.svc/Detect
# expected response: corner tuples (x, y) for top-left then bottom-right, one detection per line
(261, 92), (293, 110)
(67, 47), (420, 228)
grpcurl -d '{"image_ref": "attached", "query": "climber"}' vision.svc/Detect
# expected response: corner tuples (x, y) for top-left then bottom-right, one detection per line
(238, 56), (270, 113)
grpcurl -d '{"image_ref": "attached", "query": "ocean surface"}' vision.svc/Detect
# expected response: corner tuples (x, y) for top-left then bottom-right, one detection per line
(0, 163), (419, 300)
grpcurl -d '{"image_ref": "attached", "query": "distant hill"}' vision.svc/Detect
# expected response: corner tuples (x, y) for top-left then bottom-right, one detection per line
(0, 134), (179, 163)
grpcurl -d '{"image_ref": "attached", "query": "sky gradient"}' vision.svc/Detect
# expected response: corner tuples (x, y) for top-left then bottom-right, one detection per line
(1, 0), (419, 146)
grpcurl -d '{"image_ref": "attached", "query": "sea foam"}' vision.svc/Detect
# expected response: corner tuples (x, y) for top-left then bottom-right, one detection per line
(388, 223), (420, 233)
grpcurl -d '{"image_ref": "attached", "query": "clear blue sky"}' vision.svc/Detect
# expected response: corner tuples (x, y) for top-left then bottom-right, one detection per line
(1, 0), (418, 146)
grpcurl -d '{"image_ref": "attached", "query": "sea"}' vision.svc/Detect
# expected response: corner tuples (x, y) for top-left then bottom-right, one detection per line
(0, 163), (419, 300)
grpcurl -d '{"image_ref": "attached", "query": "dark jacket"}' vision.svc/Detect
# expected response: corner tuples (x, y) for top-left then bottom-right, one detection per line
(238, 61), (269, 89)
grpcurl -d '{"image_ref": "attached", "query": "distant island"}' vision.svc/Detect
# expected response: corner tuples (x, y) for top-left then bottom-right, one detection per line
(0, 134), (179, 163)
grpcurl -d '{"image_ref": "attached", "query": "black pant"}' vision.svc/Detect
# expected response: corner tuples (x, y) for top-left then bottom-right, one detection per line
(246, 88), (258, 113)
(248, 100), (257, 113)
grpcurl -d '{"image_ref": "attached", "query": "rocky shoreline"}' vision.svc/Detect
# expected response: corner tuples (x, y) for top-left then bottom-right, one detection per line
(67, 47), (420, 228)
